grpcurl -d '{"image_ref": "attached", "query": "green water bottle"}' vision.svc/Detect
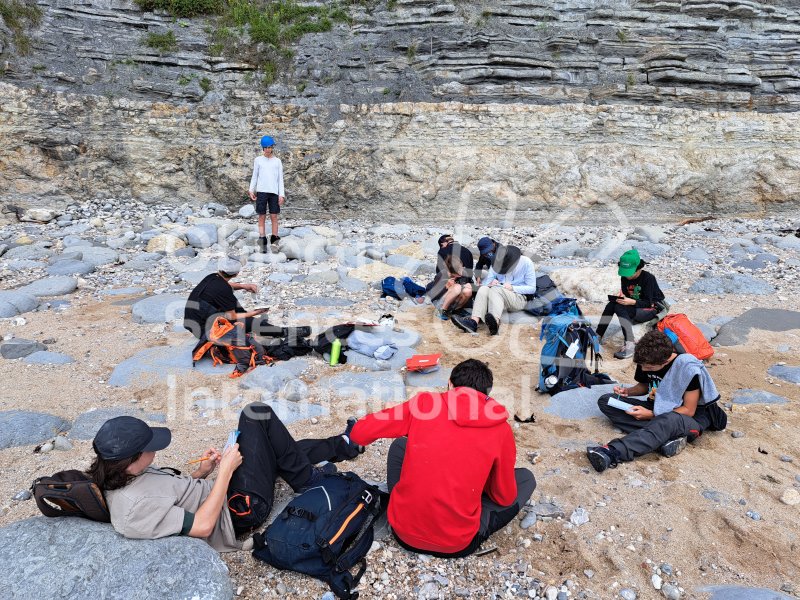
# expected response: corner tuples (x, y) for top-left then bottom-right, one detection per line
(330, 338), (342, 366)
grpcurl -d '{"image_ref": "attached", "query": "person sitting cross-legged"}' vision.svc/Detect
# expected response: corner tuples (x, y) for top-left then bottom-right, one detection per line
(349, 359), (536, 557)
(586, 330), (727, 473)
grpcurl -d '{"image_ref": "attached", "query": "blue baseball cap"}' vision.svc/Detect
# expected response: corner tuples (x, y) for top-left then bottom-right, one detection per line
(477, 237), (496, 257)
(260, 135), (275, 148)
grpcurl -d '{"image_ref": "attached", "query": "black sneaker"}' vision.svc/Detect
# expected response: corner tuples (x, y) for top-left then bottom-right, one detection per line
(451, 315), (478, 333)
(270, 234), (280, 245)
(297, 462), (337, 492)
(258, 236), (268, 253)
(341, 417), (365, 457)
(660, 437), (687, 458)
(485, 313), (500, 336)
(587, 445), (620, 473)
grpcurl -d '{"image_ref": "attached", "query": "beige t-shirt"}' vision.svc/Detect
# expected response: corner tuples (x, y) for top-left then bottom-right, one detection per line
(106, 467), (242, 552)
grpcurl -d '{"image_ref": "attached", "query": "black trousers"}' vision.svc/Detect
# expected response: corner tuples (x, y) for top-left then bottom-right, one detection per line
(595, 302), (658, 341)
(597, 393), (714, 462)
(227, 403), (359, 535)
(386, 437), (536, 558)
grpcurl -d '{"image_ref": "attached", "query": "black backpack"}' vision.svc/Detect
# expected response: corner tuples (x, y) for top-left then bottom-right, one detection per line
(252, 472), (388, 600)
(32, 470), (111, 522)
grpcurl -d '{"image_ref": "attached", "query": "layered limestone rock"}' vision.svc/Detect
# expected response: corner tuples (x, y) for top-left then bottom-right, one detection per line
(1, 0), (799, 220)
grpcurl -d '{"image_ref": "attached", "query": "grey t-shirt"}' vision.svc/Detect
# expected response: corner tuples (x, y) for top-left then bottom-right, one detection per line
(106, 467), (242, 552)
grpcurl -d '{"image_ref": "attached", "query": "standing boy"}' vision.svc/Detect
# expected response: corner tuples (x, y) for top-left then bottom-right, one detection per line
(248, 135), (285, 252)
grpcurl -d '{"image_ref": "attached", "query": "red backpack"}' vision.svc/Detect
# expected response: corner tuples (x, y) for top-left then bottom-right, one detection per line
(657, 314), (714, 360)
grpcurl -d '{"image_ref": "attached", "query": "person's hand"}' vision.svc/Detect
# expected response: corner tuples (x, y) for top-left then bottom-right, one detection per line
(248, 191), (256, 202)
(252, 307), (269, 316)
(489, 280), (499, 287)
(279, 196), (285, 206)
(627, 406), (653, 420)
(445, 279), (454, 289)
(503, 282), (513, 291)
(242, 283), (258, 294)
(193, 447), (221, 478)
(613, 385), (628, 396)
(616, 297), (636, 306)
(219, 443), (243, 476)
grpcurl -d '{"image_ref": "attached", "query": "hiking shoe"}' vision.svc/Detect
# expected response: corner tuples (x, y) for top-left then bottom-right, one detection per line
(341, 417), (365, 457)
(485, 313), (500, 336)
(451, 315), (478, 334)
(258, 237), (268, 253)
(613, 341), (636, 359)
(298, 462), (337, 492)
(435, 308), (450, 321)
(687, 429), (701, 443)
(660, 437), (687, 458)
(587, 445), (620, 473)
(270, 234), (280, 245)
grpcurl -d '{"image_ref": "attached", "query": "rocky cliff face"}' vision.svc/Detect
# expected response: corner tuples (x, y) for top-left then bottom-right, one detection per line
(1, 0), (799, 221)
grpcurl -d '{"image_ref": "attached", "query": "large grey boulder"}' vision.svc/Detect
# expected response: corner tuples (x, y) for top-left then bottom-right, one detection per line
(45, 259), (94, 276)
(541, 384), (619, 421)
(731, 389), (788, 405)
(109, 342), (228, 387)
(0, 338), (46, 359)
(79, 246), (119, 267)
(767, 364), (800, 385)
(689, 274), (773, 296)
(185, 223), (219, 248)
(0, 517), (233, 600)
(4, 245), (52, 260)
(0, 291), (38, 318)
(69, 407), (166, 440)
(317, 372), (407, 405)
(131, 294), (186, 324)
(279, 235), (328, 262)
(714, 309), (800, 346)
(23, 351), (75, 365)
(0, 410), (71, 449)
(697, 586), (793, 600)
(18, 276), (78, 297)
(239, 359), (309, 393)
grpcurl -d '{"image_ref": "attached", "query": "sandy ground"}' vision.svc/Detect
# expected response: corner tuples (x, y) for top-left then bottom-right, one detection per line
(1, 288), (800, 599)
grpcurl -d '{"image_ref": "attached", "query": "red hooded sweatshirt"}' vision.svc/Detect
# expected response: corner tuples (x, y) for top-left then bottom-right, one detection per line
(349, 387), (518, 554)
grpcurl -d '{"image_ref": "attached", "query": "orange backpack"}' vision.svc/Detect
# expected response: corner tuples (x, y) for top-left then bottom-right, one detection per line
(657, 314), (714, 361)
(192, 317), (273, 378)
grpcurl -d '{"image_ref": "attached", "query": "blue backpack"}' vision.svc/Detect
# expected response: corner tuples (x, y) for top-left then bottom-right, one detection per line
(381, 276), (426, 300)
(252, 472), (388, 600)
(538, 314), (612, 395)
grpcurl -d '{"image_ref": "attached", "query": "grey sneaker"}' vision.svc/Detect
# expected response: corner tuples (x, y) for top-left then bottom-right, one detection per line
(613, 341), (636, 359)
(660, 437), (687, 458)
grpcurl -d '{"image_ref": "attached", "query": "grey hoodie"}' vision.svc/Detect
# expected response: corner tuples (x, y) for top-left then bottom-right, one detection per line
(654, 353), (720, 416)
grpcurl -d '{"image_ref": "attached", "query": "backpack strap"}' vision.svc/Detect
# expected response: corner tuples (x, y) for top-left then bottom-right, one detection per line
(287, 506), (317, 522)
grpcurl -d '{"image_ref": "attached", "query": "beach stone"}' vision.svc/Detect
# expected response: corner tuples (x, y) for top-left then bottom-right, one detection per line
(733, 253), (778, 271)
(79, 247), (119, 267)
(248, 252), (287, 264)
(98, 287), (146, 297)
(767, 364), (800, 384)
(280, 379), (309, 402)
(146, 234), (186, 253)
(180, 269), (214, 285)
(529, 498), (565, 520)
(696, 323), (716, 342)
(661, 583), (681, 600)
(542, 384), (618, 420)
(570, 507), (590, 526)
(268, 272), (293, 283)
(689, 274), (774, 296)
(23, 351), (75, 365)
(0, 517), (233, 599)
(683, 247), (711, 262)
(69, 407), (166, 440)
(20, 208), (60, 223)
(239, 360), (309, 393)
(714, 309), (800, 346)
(261, 397), (329, 425)
(550, 240), (581, 258)
(5, 259), (43, 271)
(620, 589), (637, 600)
(549, 267), (618, 302)
(0, 410), (71, 449)
(185, 224), (218, 248)
(520, 512), (537, 529)
(634, 225), (668, 243)
(295, 296), (354, 307)
(131, 294), (186, 324)
(731, 389), (788, 405)
(317, 372), (406, 406)
(45, 259), (94, 276)
(0, 291), (38, 317)
(780, 489), (800, 506)
(339, 276), (368, 292)
(109, 342), (229, 387)
(239, 204), (255, 218)
(0, 338), (46, 359)
(697, 586), (793, 600)
(306, 269), (340, 284)
(406, 367), (452, 389)
(279, 236), (328, 262)
(18, 276), (78, 297)
(4, 245), (52, 260)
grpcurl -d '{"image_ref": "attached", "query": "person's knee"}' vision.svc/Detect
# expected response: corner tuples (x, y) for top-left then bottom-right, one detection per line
(475, 286), (489, 300)
(388, 437), (407, 457)
(515, 467), (536, 504)
(240, 402), (275, 424)
(597, 393), (614, 409)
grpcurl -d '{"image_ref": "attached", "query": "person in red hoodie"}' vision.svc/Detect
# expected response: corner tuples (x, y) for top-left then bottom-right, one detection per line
(349, 359), (536, 557)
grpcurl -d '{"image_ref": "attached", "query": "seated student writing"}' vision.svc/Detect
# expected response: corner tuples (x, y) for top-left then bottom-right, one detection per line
(89, 404), (363, 551)
(587, 330), (727, 473)
(433, 254), (473, 319)
(349, 359), (536, 557)
(595, 248), (666, 359)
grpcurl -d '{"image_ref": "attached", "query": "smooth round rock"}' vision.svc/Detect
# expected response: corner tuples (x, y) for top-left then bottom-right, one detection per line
(0, 410), (71, 449)
(18, 276), (78, 297)
(23, 351), (75, 365)
(131, 294), (186, 324)
(45, 260), (94, 276)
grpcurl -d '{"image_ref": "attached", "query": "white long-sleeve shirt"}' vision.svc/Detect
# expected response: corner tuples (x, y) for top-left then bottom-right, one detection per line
(248, 155), (285, 197)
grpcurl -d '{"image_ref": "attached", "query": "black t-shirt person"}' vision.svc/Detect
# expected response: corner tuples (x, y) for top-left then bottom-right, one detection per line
(184, 273), (244, 339)
(634, 356), (700, 402)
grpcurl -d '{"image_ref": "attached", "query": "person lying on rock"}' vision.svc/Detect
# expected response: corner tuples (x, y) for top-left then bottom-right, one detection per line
(88, 403), (364, 551)
(586, 330), (727, 473)
(594, 248), (667, 359)
(183, 256), (308, 341)
(348, 359), (536, 557)
(422, 234), (475, 316)
(451, 244), (536, 336)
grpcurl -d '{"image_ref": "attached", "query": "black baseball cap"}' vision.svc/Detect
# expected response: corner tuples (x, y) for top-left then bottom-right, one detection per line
(93, 416), (172, 461)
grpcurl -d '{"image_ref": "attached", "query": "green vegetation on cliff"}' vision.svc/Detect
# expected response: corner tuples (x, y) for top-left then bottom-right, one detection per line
(0, 0), (42, 54)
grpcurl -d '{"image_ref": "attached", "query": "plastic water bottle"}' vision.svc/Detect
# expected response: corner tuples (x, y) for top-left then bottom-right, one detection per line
(330, 338), (342, 366)
(544, 375), (559, 390)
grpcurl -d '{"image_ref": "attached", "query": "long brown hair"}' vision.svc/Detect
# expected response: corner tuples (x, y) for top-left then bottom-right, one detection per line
(87, 452), (143, 491)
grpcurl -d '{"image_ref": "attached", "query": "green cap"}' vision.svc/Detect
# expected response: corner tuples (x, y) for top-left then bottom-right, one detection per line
(618, 248), (641, 277)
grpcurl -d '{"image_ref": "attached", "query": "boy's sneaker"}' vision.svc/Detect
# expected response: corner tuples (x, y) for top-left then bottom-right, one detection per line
(586, 445), (620, 473)
(435, 308), (450, 321)
(342, 417), (365, 457)
(485, 313), (500, 336)
(660, 437), (687, 458)
(613, 341), (636, 359)
(270, 234), (280, 245)
(258, 237), (268, 254)
(451, 315), (478, 334)
(297, 462), (337, 492)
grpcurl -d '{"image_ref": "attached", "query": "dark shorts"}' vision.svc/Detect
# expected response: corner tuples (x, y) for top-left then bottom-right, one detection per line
(255, 192), (280, 215)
